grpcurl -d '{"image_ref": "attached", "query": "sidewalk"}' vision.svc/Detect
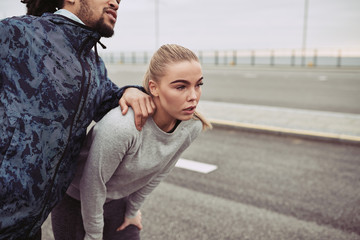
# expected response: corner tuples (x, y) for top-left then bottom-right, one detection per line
(197, 100), (360, 143)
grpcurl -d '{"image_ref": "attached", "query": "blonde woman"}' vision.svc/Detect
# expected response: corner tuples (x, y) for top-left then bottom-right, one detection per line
(51, 44), (211, 240)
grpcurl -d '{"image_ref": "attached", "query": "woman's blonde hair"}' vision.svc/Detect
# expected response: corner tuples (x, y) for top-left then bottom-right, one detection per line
(143, 44), (212, 130)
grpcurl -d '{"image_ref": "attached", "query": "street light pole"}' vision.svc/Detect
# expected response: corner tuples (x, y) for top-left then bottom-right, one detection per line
(301, 0), (309, 66)
(155, 0), (159, 50)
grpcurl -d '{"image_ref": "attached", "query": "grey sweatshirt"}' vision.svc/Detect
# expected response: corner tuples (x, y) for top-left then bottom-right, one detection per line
(66, 107), (202, 240)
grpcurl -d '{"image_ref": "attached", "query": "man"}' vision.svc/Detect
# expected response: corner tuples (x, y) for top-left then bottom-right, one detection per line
(0, 0), (155, 239)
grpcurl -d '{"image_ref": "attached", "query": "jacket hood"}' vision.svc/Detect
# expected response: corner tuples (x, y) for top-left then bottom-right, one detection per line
(42, 13), (104, 54)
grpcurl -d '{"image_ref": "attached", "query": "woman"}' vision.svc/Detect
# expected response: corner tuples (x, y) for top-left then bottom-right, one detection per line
(51, 44), (211, 240)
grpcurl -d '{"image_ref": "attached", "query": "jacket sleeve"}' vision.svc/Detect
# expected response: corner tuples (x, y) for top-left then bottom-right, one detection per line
(79, 109), (137, 240)
(92, 78), (145, 123)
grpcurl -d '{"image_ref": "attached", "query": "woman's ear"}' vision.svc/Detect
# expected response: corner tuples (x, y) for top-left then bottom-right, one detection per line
(148, 80), (159, 97)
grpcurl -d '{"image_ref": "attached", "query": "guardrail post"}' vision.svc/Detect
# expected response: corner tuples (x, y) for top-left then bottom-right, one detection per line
(270, 50), (274, 66)
(132, 52), (136, 64)
(109, 53), (114, 64)
(120, 52), (124, 64)
(198, 51), (203, 64)
(215, 50), (219, 65)
(291, 49), (295, 66)
(251, 50), (255, 66)
(337, 49), (342, 68)
(301, 50), (306, 67)
(313, 49), (317, 67)
(144, 51), (148, 64)
(232, 50), (237, 65)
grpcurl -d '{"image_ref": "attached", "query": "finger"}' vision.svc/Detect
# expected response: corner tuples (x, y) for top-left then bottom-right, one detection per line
(117, 222), (128, 232)
(139, 103), (148, 130)
(141, 97), (151, 120)
(119, 98), (129, 115)
(150, 99), (156, 113)
(146, 97), (156, 116)
(132, 102), (143, 131)
(137, 222), (143, 231)
(137, 211), (143, 230)
(135, 97), (150, 130)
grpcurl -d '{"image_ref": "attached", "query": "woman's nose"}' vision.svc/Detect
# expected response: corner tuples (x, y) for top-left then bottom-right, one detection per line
(187, 89), (198, 101)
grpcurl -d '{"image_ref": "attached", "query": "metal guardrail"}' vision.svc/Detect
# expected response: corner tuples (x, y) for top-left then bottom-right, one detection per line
(99, 49), (360, 68)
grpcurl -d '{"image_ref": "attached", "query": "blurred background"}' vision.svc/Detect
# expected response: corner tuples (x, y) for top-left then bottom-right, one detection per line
(1, 0), (360, 67)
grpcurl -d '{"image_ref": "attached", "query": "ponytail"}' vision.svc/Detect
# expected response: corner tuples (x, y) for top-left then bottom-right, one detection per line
(21, 0), (63, 16)
(194, 111), (212, 131)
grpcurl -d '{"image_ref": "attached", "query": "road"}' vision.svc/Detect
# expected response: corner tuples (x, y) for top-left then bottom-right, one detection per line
(105, 64), (360, 114)
(161, 127), (360, 239)
(41, 65), (360, 239)
(201, 66), (360, 114)
(42, 127), (360, 240)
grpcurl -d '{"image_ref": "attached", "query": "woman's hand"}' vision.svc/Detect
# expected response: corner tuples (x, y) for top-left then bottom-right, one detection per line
(116, 210), (143, 231)
(119, 88), (156, 131)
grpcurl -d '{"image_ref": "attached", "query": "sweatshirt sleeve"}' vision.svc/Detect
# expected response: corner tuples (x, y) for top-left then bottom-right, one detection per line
(125, 158), (178, 218)
(79, 108), (137, 240)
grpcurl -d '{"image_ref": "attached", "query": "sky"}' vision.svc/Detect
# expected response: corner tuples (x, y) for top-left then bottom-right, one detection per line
(1, 0), (360, 52)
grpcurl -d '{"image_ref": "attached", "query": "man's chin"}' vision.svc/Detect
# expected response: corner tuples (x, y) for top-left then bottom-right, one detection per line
(95, 19), (115, 37)
(98, 26), (114, 38)
(100, 29), (114, 38)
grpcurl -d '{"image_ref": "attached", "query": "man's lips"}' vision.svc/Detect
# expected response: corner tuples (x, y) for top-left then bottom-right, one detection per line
(105, 9), (117, 22)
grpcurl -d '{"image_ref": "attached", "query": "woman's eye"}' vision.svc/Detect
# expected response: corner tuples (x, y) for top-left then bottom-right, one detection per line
(196, 82), (204, 87)
(176, 85), (185, 90)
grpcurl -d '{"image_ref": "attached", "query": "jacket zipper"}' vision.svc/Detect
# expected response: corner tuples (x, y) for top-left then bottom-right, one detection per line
(27, 37), (94, 238)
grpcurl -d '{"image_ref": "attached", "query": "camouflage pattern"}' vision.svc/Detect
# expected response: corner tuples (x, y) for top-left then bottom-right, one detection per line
(0, 13), (128, 239)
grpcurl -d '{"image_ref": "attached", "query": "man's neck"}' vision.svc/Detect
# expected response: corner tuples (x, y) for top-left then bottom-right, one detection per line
(54, 9), (85, 25)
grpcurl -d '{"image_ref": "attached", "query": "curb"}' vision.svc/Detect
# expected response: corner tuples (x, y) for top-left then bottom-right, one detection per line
(209, 118), (360, 144)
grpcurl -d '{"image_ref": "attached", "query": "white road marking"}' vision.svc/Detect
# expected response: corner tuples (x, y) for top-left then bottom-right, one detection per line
(318, 76), (328, 81)
(175, 158), (218, 174)
(244, 73), (257, 79)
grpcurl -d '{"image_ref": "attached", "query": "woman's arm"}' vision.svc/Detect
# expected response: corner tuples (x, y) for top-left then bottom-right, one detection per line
(113, 171), (170, 232)
(79, 109), (136, 240)
(124, 154), (180, 219)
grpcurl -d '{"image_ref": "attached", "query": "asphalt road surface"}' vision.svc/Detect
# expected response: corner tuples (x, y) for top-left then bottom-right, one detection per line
(42, 127), (360, 240)
(106, 64), (360, 114)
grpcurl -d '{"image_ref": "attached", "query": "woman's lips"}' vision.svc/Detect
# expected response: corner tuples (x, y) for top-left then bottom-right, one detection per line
(183, 106), (196, 114)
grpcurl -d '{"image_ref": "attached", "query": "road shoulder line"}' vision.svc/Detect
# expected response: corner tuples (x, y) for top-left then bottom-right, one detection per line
(209, 118), (360, 144)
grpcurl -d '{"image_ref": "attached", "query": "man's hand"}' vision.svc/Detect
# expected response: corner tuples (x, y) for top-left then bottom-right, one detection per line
(116, 210), (143, 231)
(119, 88), (156, 131)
